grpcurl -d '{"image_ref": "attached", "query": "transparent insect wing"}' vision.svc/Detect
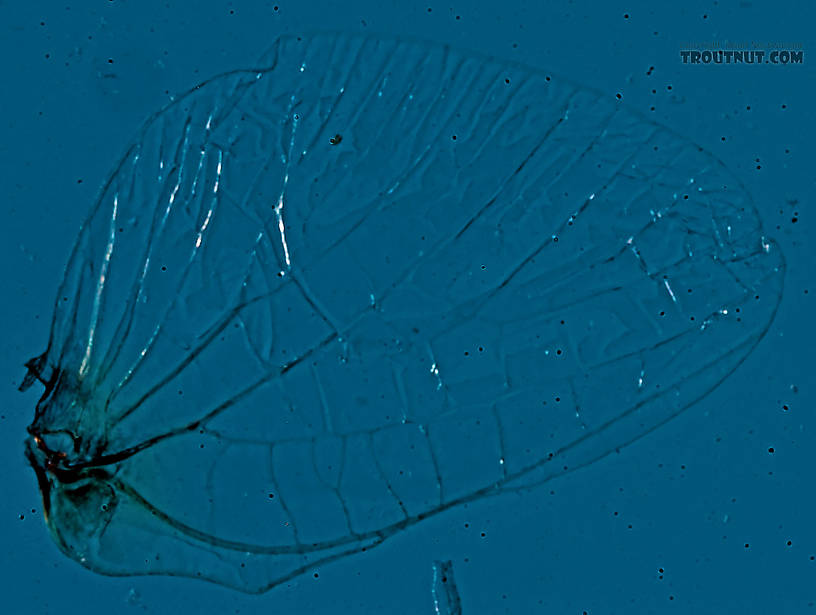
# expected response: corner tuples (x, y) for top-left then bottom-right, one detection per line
(24, 32), (784, 593)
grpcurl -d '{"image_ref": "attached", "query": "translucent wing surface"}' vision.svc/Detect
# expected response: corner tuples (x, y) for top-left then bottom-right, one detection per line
(23, 32), (784, 592)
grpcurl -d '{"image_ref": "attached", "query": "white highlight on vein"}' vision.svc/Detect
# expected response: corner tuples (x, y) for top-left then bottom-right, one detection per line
(80, 192), (119, 380)
(212, 153), (222, 193)
(663, 278), (678, 304)
(275, 194), (291, 268)
(112, 129), (189, 394)
(195, 152), (221, 248)
(427, 344), (443, 391)
(275, 107), (299, 270)
(431, 564), (442, 615)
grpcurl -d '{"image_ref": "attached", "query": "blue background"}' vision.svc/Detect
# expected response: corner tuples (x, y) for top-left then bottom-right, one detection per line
(1, 1), (812, 613)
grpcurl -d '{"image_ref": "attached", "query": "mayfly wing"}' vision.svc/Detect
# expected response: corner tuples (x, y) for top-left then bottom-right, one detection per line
(24, 32), (783, 593)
